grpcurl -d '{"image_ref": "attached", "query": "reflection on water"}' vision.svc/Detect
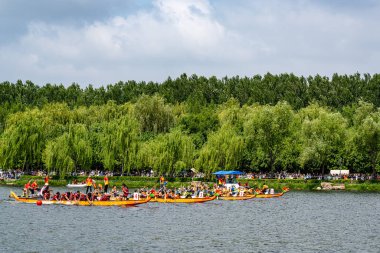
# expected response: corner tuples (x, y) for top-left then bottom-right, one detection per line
(1, 187), (379, 253)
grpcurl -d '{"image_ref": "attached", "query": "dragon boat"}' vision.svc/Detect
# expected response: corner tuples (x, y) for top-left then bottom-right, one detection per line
(9, 191), (150, 206)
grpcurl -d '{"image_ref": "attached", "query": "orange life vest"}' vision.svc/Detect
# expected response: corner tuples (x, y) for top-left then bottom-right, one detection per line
(86, 178), (93, 186)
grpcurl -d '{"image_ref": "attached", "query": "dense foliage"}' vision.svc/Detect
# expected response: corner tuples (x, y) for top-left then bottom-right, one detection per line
(0, 73), (380, 177)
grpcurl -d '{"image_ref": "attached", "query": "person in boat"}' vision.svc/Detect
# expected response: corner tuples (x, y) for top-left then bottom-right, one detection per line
(41, 185), (51, 200)
(61, 192), (70, 201)
(111, 186), (118, 198)
(99, 193), (110, 201)
(159, 175), (165, 188)
(149, 188), (157, 198)
(72, 191), (81, 201)
(30, 180), (38, 196)
(98, 183), (103, 193)
(23, 180), (31, 197)
(139, 189), (147, 198)
(122, 183), (129, 199)
(104, 175), (109, 193)
(44, 175), (49, 185)
(52, 192), (61, 201)
(86, 176), (93, 194)
(262, 185), (269, 194)
(80, 192), (89, 201)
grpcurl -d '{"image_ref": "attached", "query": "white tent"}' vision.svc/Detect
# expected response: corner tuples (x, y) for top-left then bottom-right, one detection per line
(330, 170), (349, 175)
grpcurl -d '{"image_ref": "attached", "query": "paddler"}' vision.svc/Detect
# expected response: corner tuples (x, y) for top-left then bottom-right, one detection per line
(111, 186), (118, 198)
(104, 175), (109, 193)
(159, 175), (165, 188)
(52, 192), (61, 201)
(44, 175), (49, 185)
(42, 185), (51, 200)
(23, 180), (31, 197)
(30, 180), (38, 196)
(262, 184), (269, 194)
(86, 176), (93, 194)
(122, 183), (129, 199)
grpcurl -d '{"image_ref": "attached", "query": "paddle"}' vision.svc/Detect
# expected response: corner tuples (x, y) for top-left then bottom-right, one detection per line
(86, 194), (93, 206)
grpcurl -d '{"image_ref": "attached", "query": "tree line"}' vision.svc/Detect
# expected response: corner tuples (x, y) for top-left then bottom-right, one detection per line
(0, 87), (379, 177)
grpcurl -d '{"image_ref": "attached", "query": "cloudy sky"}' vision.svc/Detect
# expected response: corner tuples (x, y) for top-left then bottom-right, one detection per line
(0, 0), (379, 87)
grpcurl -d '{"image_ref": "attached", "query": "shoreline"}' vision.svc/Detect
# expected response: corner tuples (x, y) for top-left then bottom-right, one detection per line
(1, 176), (380, 192)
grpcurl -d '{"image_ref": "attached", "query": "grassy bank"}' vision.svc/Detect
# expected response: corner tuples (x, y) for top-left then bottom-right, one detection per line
(1, 176), (380, 192)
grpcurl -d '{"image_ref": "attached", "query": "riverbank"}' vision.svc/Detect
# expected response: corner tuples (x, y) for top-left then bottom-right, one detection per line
(1, 175), (380, 192)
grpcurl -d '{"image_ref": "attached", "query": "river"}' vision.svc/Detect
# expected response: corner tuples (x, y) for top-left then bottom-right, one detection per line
(0, 186), (379, 253)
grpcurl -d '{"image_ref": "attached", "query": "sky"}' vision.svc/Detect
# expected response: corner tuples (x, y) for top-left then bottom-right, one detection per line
(0, 0), (379, 87)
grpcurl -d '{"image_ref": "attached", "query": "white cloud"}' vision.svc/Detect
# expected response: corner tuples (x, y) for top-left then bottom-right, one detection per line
(0, 0), (379, 86)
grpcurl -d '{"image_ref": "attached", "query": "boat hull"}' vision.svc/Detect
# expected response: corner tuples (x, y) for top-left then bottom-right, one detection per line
(66, 184), (86, 188)
(218, 195), (256, 200)
(150, 195), (216, 203)
(248, 192), (284, 198)
(9, 191), (150, 206)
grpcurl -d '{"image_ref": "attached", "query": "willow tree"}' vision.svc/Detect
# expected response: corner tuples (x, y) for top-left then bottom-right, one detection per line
(298, 104), (347, 177)
(244, 102), (295, 172)
(98, 115), (139, 173)
(349, 101), (380, 177)
(217, 98), (246, 132)
(0, 108), (56, 171)
(42, 123), (93, 176)
(137, 128), (194, 176)
(133, 94), (174, 134)
(195, 125), (245, 176)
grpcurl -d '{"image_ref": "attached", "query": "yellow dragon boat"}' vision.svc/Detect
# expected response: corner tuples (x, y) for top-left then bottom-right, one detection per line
(150, 195), (216, 203)
(9, 191), (150, 206)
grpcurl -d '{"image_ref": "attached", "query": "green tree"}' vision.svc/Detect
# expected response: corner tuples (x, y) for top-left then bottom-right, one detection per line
(298, 104), (347, 177)
(349, 101), (380, 177)
(137, 128), (194, 176)
(134, 94), (174, 134)
(98, 115), (139, 173)
(244, 102), (295, 172)
(43, 123), (93, 176)
(196, 125), (245, 176)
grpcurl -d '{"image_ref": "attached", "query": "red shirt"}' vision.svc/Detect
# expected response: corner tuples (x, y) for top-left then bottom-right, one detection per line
(44, 176), (49, 184)
(31, 182), (38, 189)
(122, 186), (129, 196)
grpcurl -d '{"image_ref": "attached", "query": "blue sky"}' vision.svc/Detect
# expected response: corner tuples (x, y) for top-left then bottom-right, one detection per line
(0, 0), (379, 87)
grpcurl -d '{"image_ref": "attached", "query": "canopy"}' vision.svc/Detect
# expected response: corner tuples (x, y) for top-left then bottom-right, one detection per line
(330, 170), (349, 175)
(213, 170), (244, 175)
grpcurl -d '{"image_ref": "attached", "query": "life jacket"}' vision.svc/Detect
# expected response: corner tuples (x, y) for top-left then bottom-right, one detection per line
(100, 194), (110, 201)
(86, 178), (92, 186)
(104, 177), (109, 185)
(122, 187), (129, 196)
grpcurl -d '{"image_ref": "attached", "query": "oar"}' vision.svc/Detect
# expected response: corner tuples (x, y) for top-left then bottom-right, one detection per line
(86, 194), (93, 206)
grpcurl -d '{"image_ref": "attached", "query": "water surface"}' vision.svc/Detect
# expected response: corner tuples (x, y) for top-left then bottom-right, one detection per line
(1, 187), (379, 253)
